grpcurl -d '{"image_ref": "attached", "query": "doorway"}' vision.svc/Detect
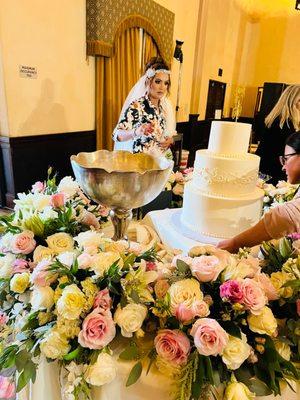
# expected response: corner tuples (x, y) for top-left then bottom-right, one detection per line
(205, 79), (226, 119)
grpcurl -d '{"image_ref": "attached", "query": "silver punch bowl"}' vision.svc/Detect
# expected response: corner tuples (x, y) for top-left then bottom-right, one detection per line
(71, 150), (173, 240)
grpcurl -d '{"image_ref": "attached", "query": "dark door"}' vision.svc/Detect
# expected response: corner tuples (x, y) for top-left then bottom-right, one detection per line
(205, 79), (226, 119)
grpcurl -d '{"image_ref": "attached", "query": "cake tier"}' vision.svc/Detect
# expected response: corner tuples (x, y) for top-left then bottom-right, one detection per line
(193, 150), (260, 196)
(181, 182), (264, 239)
(208, 121), (252, 155)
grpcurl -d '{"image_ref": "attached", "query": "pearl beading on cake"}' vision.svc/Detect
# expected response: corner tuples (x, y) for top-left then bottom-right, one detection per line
(195, 167), (258, 186)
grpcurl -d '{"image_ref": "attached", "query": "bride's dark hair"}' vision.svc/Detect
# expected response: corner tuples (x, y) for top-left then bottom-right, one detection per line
(144, 57), (171, 94)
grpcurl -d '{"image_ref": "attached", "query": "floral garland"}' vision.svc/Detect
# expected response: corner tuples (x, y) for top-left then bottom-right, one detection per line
(257, 179), (299, 214)
(0, 173), (299, 400)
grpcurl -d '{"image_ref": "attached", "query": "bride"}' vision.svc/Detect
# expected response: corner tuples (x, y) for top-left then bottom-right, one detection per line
(113, 57), (176, 157)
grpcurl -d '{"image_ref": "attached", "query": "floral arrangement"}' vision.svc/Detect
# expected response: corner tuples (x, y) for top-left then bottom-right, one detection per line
(0, 174), (299, 400)
(258, 179), (299, 214)
(165, 168), (193, 207)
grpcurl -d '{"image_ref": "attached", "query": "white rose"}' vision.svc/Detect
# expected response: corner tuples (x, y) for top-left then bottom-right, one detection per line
(85, 353), (116, 386)
(46, 232), (74, 254)
(32, 193), (51, 211)
(0, 253), (16, 278)
(221, 333), (251, 370)
(40, 328), (70, 359)
(57, 251), (78, 268)
(273, 339), (291, 361)
(31, 286), (55, 310)
(91, 252), (123, 278)
(74, 230), (104, 252)
(39, 206), (58, 221)
(114, 304), (147, 337)
(168, 279), (203, 312)
(0, 232), (14, 252)
(57, 176), (80, 198)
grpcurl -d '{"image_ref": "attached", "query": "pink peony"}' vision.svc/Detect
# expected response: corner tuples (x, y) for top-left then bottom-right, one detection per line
(50, 193), (66, 208)
(12, 259), (30, 274)
(0, 376), (15, 399)
(31, 181), (45, 193)
(241, 279), (267, 315)
(0, 312), (8, 325)
(175, 300), (210, 323)
(190, 255), (224, 282)
(77, 253), (94, 269)
(93, 288), (112, 311)
(220, 280), (244, 303)
(11, 231), (36, 255)
(154, 329), (190, 365)
(190, 318), (229, 356)
(31, 259), (56, 287)
(80, 211), (100, 229)
(78, 308), (116, 349)
(254, 273), (279, 301)
(154, 279), (170, 299)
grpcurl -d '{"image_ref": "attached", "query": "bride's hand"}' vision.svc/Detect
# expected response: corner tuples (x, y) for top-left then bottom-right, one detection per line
(159, 136), (174, 149)
(135, 123), (154, 137)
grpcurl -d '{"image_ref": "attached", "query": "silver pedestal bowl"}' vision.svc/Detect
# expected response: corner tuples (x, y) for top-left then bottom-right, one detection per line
(70, 150), (173, 240)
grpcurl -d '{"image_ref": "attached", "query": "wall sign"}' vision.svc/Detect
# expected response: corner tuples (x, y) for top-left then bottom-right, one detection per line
(19, 65), (37, 79)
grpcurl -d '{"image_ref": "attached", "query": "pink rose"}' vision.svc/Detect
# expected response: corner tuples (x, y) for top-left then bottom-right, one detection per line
(0, 312), (8, 325)
(11, 231), (36, 255)
(190, 318), (229, 356)
(12, 259), (30, 274)
(77, 253), (93, 269)
(93, 288), (112, 311)
(154, 279), (170, 299)
(154, 329), (190, 365)
(297, 299), (300, 317)
(80, 211), (100, 229)
(191, 255), (224, 282)
(146, 261), (157, 271)
(31, 259), (56, 287)
(78, 308), (116, 350)
(288, 232), (300, 240)
(254, 273), (279, 301)
(50, 193), (66, 208)
(241, 279), (267, 315)
(0, 376), (15, 399)
(175, 300), (210, 323)
(220, 280), (244, 303)
(31, 181), (45, 193)
(183, 167), (194, 175)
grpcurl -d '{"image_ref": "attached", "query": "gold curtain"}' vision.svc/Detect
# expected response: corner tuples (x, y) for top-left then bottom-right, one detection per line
(141, 31), (159, 72)
(96, 28), (140, 150)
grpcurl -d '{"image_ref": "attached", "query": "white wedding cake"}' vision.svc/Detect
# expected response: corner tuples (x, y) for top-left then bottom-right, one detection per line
(180, 121), (264, 242)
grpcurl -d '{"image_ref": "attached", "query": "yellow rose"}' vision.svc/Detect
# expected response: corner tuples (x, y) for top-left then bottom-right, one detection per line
(40, 328), (70, 359)
(221, 334), (251, 370)
(224, 381), (255, 400)
(56, 284), (85, 320)
(273, 339), (291, 361)
(10, 272), (30, 293)
(91, 251), (123, 278)
(38, 312), (53, 325)
(270, 271), (294, 298)
(46, 233), (74, 254)
(168, 278), (203, 312)
(247, 306), (277, 336)
(33, 245), (55, 263)
(56, 317), (80, 339)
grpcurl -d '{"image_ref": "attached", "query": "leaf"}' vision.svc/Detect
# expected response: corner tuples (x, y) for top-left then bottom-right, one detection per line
(219, 321), (241, 339)
(176, 259), (190, 275)
(126, 361), (142, 387)
(15, 350), (31, 372)
(246, 377), (273, 396)
(130, 290), (140, 304)
(282, 279), (300, 289)
(204, 356), (214, 385)
(16, 361), (37, 392)
(63, 346), (81, 361)
(119, 343), (139, 361)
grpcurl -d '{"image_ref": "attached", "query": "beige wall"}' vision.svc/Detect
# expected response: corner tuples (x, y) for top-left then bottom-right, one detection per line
(154, 0), (200, 122)
(0, 0), (95, 137)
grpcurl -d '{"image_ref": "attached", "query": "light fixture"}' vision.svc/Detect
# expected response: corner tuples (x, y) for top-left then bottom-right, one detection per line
(296, 0), (300, 10)
(235, 0), (298, 21)
(173, 40), (183, 63)
(173, 40), (184, 115)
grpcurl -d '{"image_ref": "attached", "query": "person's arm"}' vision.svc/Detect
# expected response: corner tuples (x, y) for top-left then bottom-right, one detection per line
(217, 219), (271, 253)
(114, 129), (136, 142)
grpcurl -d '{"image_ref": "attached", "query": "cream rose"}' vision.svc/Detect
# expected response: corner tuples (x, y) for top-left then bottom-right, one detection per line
(33, 245), (55, 263)
(273, 339), (291, 361)
(74, 230), (104, 252)
(91, 252), (123, 278)
(31, 286), (55, 310)
(85, 353), (116, 386)
(57, 176), (80, 198)
(0, 253), (16, 278)
(46, 233), (74, 254)
(168, 279), (203, 313)
(40, 328), (70, 359)
(114, 303), (147, 337)
(56, 284), (85, 320)
(221, 333), (251, 370)
(247, 306), (277, 336)
(224, 381), (255, 400)
(10, 272), (30, 293)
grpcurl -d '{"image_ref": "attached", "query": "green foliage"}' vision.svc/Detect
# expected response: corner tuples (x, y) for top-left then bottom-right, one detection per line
(119, 342), (139, 361)
(126, 361), (143, 387)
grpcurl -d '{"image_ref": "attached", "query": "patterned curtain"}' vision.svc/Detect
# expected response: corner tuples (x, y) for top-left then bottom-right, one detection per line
(96, 28), (140, 150)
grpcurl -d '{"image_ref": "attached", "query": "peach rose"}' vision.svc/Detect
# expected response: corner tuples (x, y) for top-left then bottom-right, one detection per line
(11, 230), (36, 254)
(254, 273), (278, 301)
(50, 193), (66, 208)
(154, 329), (190, 365)
(190, 255), (224, 282)
(241, 279), (267, 315)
